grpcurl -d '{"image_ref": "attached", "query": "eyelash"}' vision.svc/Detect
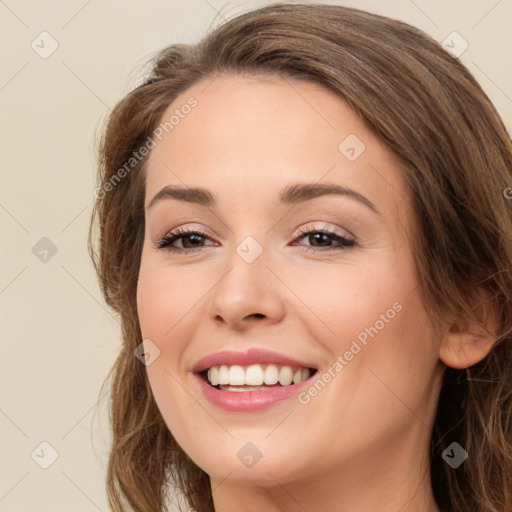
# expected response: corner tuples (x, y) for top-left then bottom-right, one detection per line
(154, 226), (355, 254)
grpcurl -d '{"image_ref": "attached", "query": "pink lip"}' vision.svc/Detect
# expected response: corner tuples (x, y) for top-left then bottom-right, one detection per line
(191, 348), (317, 373)
(191, 348), (318, 412)
(193, 373), (315, 412)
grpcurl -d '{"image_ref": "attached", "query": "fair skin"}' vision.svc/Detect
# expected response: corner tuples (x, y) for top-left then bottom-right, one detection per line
(136, 73), (494, 512)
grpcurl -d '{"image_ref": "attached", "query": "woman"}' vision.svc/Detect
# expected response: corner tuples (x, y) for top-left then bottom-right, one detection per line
(88, 3), (512, 511)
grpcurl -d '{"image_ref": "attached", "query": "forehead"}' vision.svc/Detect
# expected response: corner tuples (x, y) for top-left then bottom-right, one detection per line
(144, 73), (409, 220)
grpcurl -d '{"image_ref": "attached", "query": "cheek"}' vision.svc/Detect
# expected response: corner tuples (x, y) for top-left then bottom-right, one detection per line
(136, 263), (191, 401)
(136, 260), (199, 343)
(281, 254), (413, 347)
(136, 262), (209, 458)
(291, 249), (437, 398)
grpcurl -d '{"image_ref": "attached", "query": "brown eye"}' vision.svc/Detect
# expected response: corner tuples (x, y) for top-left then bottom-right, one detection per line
(154, 229), (216, 252)
(293, 227), (355, 252)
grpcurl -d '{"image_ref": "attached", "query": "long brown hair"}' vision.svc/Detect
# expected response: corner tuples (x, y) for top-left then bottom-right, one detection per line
(88, 3), (512, 511)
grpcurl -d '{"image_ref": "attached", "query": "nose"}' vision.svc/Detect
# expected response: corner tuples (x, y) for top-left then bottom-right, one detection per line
(207, 248), (286, 331)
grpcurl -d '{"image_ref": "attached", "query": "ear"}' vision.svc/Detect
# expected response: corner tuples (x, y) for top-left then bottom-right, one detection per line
(439, 293), (498, 369)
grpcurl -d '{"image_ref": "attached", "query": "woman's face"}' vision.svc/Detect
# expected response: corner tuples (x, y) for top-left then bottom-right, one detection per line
(137, 74), (445, 489)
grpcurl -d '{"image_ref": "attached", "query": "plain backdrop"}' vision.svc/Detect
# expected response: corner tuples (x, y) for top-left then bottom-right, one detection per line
(1, 1), (511, 511)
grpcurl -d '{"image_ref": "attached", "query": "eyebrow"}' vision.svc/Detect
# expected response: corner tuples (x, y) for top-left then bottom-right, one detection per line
(146, 182), (380, 215)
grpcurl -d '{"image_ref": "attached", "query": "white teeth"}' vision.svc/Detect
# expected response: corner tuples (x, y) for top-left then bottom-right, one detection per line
(228, 365), (245, 385)
(219, 385), (266, 392)
(219, 365), (229, 385)
(263, 364), (279, 385)
(245, 364), (264, 386)
(278, 366), (293, 386)
(204, 364), (312, 388)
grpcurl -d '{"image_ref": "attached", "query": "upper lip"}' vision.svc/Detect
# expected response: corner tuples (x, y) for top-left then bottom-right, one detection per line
(191, 348), (318, 374)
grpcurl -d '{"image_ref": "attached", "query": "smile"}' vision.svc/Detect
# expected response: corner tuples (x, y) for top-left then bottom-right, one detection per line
(192, 348), (319, 411)
(203, 364), (314, 391)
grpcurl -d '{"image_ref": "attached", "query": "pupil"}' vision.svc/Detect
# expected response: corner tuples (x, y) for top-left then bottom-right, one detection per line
(311, 233), (330, 246)
(184, 234), (203, 248)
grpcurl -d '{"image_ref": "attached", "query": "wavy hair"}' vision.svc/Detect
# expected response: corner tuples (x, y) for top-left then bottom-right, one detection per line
(88, 3), (512, 511)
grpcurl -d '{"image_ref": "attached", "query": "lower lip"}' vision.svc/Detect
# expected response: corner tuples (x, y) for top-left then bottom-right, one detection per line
(194, 373), (314, 412)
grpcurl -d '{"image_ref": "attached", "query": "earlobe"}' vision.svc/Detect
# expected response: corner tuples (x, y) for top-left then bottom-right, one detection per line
(439, 302), (498, 369)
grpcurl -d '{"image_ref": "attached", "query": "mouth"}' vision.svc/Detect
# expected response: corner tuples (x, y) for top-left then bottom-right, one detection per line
(192, 348), (320, 410)
(199, 363), (318, 392)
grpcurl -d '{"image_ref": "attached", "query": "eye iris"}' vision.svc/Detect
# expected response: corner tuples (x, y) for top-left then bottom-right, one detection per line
(182, 234), (204, 248)
(310, 233), (331, 246)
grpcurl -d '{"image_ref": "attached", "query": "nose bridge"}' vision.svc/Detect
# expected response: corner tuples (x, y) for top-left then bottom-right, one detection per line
(207, 236), (284, 326)
(216, 237), (269, 304)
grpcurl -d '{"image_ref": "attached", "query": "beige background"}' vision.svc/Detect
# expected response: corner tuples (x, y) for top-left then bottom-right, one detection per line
(1, 1), (510, 511)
